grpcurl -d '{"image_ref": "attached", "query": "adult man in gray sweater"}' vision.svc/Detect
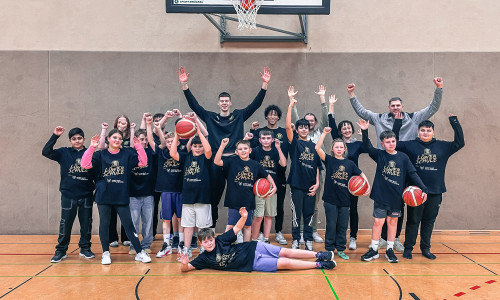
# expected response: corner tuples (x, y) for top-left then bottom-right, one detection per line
(348, 77), (443, 252)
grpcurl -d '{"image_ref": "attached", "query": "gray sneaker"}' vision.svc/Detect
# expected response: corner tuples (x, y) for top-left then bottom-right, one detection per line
(394, 238), (404, 252)
(312, 232), (324, 243)
(135, 250), (152, 263)
(378, 238), (387, 249)
(257, 232), (264, 242)
(299, 233), (305, 245)
(305, 241), (314, 251)
(291, 240), (299, 249)
(275, 232), (288, 245)
(183, 246), (193, 258)
(109, 241), (119, 247)
(349, 237), (357, 250)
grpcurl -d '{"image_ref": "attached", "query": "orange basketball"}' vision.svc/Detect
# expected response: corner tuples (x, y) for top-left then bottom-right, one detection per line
(348, 176), (368, 196)
(241, 0), (255, 10)
(175, 119), (196, 139)
(253, 178), (271, 198)
(402, 186), (425, 207)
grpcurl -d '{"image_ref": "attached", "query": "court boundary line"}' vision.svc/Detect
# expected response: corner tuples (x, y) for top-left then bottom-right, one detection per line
(135, 269), (150, 300)
(0, 265), (53, 299)
(321, 269), (339, 299)
(383, 269), (402, 300)
(441, 243), (498, 275)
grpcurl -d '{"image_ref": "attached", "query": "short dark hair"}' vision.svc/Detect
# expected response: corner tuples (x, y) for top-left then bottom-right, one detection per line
(418, 120), (434, 130)
(264, 105), (282, 120)
(153, 113), (164, 120)
(304, 113), (318, 122)
(135, 129), (146, 137)
(236, 139), (251, 148)
(68, 128), (84, 139)
(380, 130), (396, 141)
(198, 228), (215, 242)
(108, 128), (124, 138)
(191, 136), (202, 146)
(218, 92), (231, 101)
(337, 120), (354, 137)
(295, 118), (310, 130)
(388, 97), (403, 105)
(259, 130), (274, 138)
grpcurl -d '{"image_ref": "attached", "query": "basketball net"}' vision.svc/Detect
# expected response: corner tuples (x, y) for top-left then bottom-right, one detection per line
(231, 0), (262, 30)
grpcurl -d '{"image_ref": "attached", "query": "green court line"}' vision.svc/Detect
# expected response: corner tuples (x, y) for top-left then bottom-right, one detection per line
(321, 269), (340, 299)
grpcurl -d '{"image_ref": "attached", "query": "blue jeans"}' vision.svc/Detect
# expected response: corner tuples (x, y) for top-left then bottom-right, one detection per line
(129, 196), (154, 251)
(56, 196), (93, 253)
(324, 202), (349, 252)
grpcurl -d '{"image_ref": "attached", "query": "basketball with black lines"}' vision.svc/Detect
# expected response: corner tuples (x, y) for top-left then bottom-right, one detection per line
(402, 186), (426, 207)
(253, 178), (271, 198)
(348, 176), (368, 196)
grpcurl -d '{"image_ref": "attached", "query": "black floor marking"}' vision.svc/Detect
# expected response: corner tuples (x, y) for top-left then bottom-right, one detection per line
(135, 269), (150, 300)
(383, 269), (402, 300)
(70, 247), (80, 254)
(0, 265), (53, 299)
(409, 292), (420, 300)
(441, 243), (498, 275)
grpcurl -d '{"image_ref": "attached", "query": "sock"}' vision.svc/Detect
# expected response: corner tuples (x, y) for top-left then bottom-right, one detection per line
(179, 233), (184, 243)
(164, 234), (171, 244)
(264, 238), (269, 242)
(387, 240), (394, 250)
(371, 239), (379, 251)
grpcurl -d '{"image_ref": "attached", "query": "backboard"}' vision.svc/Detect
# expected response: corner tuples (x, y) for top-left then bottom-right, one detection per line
(166, 0), (330, 15)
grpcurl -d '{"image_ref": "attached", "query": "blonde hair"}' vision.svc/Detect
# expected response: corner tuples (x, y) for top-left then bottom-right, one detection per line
(331, 138), (348, 158)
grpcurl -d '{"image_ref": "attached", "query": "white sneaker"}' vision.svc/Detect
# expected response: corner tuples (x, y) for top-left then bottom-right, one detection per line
(183, 246), (193, 258)
(257, 232), (264, 242)
(349, 237), (357, 250)
(135, 250), (152, 263)
(394, 238), (404, 252)
(122, 241), (131, 246)
(109, 241), (118, 247)
(291, 240), (299, 249)
(101, 251), (111, 265)
(313, 232), (324, 243)
(274, 232), (288, 245)
(237, 231), (244, 244)
(378, 238), (387, 249)
(305, 241), (314, 251)
(156, 243), (172, 258)
(299, 233), (305, 245)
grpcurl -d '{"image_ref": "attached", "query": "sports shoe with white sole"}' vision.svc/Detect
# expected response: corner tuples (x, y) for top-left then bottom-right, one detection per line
(183, 246), (193, 258)
(394, 238), (404, 252)
(361, 248), (379, 262)
(156, 243), (172, 258)
(274, 232), (288, 245)
(135, 250), (152, 263)
(378, 238), (387, 249)
(122, 241), (131, 246)
(348, 237), (357, 250)
(385, 248), (399, 263)
(101, 251), (111, 265)
(312, 232), (324, 243)
(257, 232), (264, 242)
(291, 240), (299, 249)
(305, 241), (314, 251)
(79, 249), (95, 259)
(316, 250), (334, 261)
(299, 233), (305, 245)
(51, 252), (67, 263)
(109, 241), (119, 247)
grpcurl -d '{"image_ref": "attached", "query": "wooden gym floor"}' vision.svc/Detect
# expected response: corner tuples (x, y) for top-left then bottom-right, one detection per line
(0, 230), (499, 299)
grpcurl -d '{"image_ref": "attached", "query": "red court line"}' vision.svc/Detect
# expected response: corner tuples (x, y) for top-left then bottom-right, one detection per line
(485, 280), (496, 284)
(469, 285), (480, 290)
(454, 292), (465, 297)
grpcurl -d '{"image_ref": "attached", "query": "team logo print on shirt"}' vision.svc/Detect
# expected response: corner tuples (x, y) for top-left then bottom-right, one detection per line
(299, 146), (315, 161)
(260, 155), (275, 168)
(185, 161), (201, 176)
(235, 166), (254, 181)
(416, 148), (437, 165)
(331, 165), (349, 180)
(164, 158), (180, 169)
(276, 133), (283, 140)
(103, 160), (125, 177)
(180, 145), (186, 150)
(68, 158), (87, 174)
(382, 160), (401, 176)
(216, 252), (236, 267)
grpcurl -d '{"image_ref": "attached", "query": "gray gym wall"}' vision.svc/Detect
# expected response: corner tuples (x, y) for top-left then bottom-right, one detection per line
(0, 0), (499, 234)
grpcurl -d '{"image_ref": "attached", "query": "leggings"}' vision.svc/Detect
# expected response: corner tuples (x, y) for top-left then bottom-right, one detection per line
(98, 204), (142, 253)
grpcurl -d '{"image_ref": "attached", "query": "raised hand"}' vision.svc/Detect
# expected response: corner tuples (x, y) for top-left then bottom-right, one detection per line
(274, 138), (281, 148)
(314, 84), (326, 96)
(142, 113), (149, 122)
(173, 109), (182, 117)
(146, 115), (153, 124)
(185, 112), (196, 122)
(133, 136), (141, 145)
(90, 135), (100, 148)
(177, 66), (189, 83)
(347, 83), (355, 93)
(260, 66), (272, 83)
(130, 123), (136, 129)
(239, 207), (248, 218)
(433, 77), (443, 88)
(244, 132), (254, 140)
(54, 126), (65, 136)
(357, 119), (370, 130)
(329, 94), (338, 104)
(288, 86), (298, 99)
(101, 122), (109, 130)
(153, 121), (162, 131)
(323, 127), (332, 134)
(221, 138), (229, 146)
(251, 121), (260, 130)
(449, 113), (456, 117)
(166, 110), (175, 118)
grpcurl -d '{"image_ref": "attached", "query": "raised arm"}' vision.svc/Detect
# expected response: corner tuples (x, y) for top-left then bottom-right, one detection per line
(197, 125), (212, 159)
(275, 139), (287, 167)
(214, 138), (229, 166)
(327, 94), (342, 140)
(98, 123), (108, 149)
(286, 86), (298, 143)
(178, 66), (208, 121)
(411, 77), (443, 123)
(153, 121), (166, 148)
(145, 114), (157, 152)
(348, 83), (377, 123)
(133, 136), (147, 167)
(42, 126), (64, 160)
(358, 119), (378, 158)
(314, 85), (329, 130)
(81, 135), (100, 169)
(315, 127), (331, 161)
(169, 132), (180, 161)
(232, 207), (249, 235)
(242, 67), (271, 121)
(186, 112), (209, 137)
(449, 114), (465, 153)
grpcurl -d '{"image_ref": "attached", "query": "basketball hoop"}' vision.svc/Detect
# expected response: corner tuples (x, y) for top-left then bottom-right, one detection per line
(231, 0), (262, 30)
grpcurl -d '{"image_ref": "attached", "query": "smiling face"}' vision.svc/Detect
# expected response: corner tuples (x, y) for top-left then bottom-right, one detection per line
(266, 110), (279, 126)
(304, 115), (317, 131)
(107, 132), (123, 149)
(191, 143), (204, 156)
(259, 134), (273, 149)
(296, 125), (309, 140)
(340, 123), (353, 139)
(137, 133), (148, 148)
(418, 126), (434, 142)
(200, 236), (216, 252)
(70, 134), (85, 150)
(116, 117), (128, 132)
(332, 141), (346, 158)
(388, 100), (403, 115)
(381, 137), (397, 153)
(235, 143), (251, 160)
(218, 96), (232, 113)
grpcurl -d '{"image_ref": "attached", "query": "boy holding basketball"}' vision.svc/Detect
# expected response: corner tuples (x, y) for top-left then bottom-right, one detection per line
(358, 120), (427, 263)
(214, 138), (276, 242)
(248, 130), (287, 243)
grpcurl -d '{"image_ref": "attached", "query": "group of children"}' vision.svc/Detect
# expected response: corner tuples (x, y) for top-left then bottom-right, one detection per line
(43, 67), (464, 272)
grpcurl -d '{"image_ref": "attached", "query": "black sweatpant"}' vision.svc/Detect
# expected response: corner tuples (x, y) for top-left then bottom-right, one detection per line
(404, 193), (442, 251)
(98, 204), (142, 253)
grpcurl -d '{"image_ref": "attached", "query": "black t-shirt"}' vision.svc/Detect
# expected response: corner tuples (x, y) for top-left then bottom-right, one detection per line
(328, 114), (368, 166)
(250, 127), (288, 183)
(190, 230), (258, 272)
(153, 146), (183, 193)
(287, 137), (323, 190)
(130, 147), (156, 197)
(250, 146), (281, 183)
(178, 152), (212, 205)
(223, 156), (268, 210)
(322, 155), (362, 207)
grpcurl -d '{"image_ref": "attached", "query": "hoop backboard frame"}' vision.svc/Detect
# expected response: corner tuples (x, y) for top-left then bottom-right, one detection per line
(166, 0), (330, 15)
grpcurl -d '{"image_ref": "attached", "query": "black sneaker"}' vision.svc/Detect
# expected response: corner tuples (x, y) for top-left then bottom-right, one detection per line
(178, 241), (185, 253)
(421, 249), (436, 260)
(316, 250), (334, 262)
(385, 248), (399, 263)
(403, 248), (413, 259)
(79, 249), (95, 259)
(51, 251), (67, 263)
(190, 236), (198, 250)
(361, 247), (379, 261)
(172, 236), (180, 249)
(315, 260), (337, 270)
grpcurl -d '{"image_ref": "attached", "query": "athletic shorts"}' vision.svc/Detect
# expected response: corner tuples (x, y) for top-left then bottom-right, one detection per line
(160, 192), (182, 220)
(227, 208), (254, 226)
(373, 202), (401, 219)
(254, 194), (277, 217)
(252, 242), (282, 272)
(181, 204), (212, 228)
